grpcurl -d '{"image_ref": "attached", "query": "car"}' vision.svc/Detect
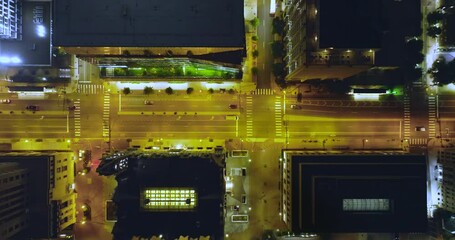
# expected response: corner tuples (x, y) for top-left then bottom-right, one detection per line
(290, 104), (302, 109)
(144, 100), (154, 105)
(229, 104), (238, 109)
(1, 99), (11, 104)
(68, 106), (76, 110)
(415, 126), (426, 132)
(26, 105), (39, 111)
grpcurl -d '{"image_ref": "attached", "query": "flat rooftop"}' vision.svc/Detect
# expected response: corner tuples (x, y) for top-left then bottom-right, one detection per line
(319, 0), (382, 49)
(289, 153), (427, 233)
(0, 1), (51, 66)
(53, 0), (245, 48)
(110, 153), (224, 239)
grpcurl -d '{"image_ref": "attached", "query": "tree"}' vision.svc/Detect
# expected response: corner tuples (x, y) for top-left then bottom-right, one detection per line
(271, 41), (285, 58)
(251, 35), (258, 41)
(427, 26), (442, 38)
(122, 87), (131, 95)
(143, 86), (154, 95)
(272, 62), (286, 78)
(165, 87), (174, 95)
(252, 50), (259, 58)
(428, 58), (454, 85)
(427, 11), (444, 25)
(208, 88), (214, 94)
(186, 87), (194, 94)
(251, 67), (259, 75)
(272, 17), (285, 35)
(249, 17), (259, 28)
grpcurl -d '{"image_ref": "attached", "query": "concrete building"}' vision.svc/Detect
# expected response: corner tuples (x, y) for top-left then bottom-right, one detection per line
(97, 149), (225, 240)
(0, 162), (28, 239)
(0, 152), (76, 239)
(282, 0), (421, 81)
(280, 150), (427, 233)
(438, 149), (455, 214)
(0, 0), (20, 39)
(53, 0), (246, 81)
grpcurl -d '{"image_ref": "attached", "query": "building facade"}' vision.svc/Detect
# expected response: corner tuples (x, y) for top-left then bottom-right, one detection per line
(0, 152), (76, 239)
(0, 0), (20, 39)
(438, 149), (455, 214)
(0, 162), (28, 239)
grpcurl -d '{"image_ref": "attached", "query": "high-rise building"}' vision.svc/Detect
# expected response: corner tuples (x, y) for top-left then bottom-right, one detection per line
(438, 149), (455, 213)
(0, 0), (20, 39)
(282, 0), (421, 82)
(280, 150), (428, 233)
(0, 152), (76, 239)
(0, 162), (28, 239)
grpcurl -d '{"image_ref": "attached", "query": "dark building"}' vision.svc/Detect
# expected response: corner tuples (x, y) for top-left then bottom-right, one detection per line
(438, 149), (455, 214)
(53, 0), (246, 81)
(0, 152), (76, 239)
(280, 151), (427, 233)
(0, 162), (28, 239)
(97, 150), (225, 240)
(283, 0), (421, 81)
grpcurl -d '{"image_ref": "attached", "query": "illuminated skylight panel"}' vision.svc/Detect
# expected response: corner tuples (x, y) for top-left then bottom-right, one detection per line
(143, 188), (197, 211)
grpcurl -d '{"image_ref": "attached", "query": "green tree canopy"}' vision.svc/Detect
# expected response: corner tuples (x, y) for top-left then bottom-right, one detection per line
(143, 86), (154, 95)
(122, 87), (131, 95)
(186, 87), (194, 94)
(165, 87), (174, 95)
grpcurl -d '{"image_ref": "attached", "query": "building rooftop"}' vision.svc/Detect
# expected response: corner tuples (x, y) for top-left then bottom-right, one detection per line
(0, 1), (51, 66)
(53, 0), (245, 48)
(319, 0), (382, 49)
(288, 153), (427, 233)
(102, 151), (224, 239)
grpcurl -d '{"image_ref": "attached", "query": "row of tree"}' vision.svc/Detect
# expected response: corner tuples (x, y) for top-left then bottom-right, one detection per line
(122, 87), (236, 95)
(271, 16), (287, 89)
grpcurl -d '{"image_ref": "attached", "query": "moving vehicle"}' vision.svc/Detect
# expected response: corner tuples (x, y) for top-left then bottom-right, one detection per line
(68, 106), (76, 110)
(1, 99), (11, 104)
(26, 105), (39, 111)
(228, 104), (238, 109)
(225, 115), (238, 120)
(144, 100), (154, 105)
(415, 126), (426, 131)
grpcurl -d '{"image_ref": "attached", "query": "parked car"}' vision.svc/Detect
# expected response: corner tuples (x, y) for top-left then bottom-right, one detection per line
(1, 99), (11, 104)
(144, 100), (154, 105)
(26, 105), (39, 111)
(229, 104), (238, 109)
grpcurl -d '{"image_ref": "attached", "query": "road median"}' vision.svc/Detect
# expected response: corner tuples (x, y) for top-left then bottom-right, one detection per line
(117, 111), (239, 116)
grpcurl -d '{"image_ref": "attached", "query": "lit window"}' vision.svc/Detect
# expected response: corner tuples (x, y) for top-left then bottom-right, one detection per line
(343, 199), (390, 211)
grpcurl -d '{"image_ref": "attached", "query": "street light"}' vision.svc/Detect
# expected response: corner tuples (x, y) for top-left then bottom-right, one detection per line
(362, 139), (368, 149)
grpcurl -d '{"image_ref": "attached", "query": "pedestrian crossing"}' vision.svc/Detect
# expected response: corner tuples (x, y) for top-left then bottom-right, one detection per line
(251, 89), (275, 95)
(410, 138), (427, 146)
(102, 93), (110, 138)
(428, 96), (437, 138)
(77, 84), (104, 94)
(246, 96), (253, 138)
(403, 95), (411, 140)
(274, 96), (283, 137)
(74, 99), (81, 137)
